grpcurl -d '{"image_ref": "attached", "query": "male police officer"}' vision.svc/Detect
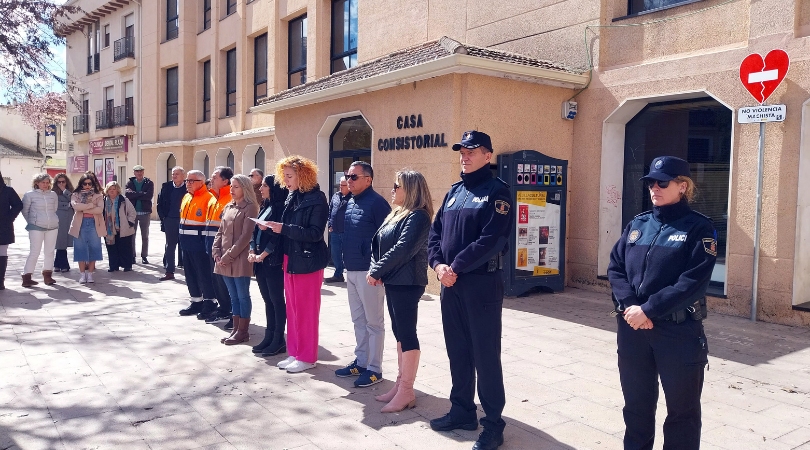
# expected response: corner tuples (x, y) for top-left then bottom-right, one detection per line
(428, 131), (513, 450)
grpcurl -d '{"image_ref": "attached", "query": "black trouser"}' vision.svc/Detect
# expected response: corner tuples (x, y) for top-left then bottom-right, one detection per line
(54, 249), (70, 270)
(255, 262), (285, 334)
(105, 233), (133, 271)
(163, 218), (180, 273)
(440, 271), (506, 433)
(385, 284), (424, 352)
(617, 316), (708, 450)
(209, 256), (231, 313)
(183, 249), (215, 299)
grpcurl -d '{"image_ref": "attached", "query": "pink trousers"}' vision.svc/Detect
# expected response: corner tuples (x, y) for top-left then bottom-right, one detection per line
(283, 256), (323, 364)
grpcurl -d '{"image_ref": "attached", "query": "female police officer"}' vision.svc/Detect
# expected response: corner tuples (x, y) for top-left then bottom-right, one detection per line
(608, 156), (717, 450)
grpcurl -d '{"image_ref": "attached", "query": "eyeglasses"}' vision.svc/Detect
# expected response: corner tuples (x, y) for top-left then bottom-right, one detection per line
(184, 179), (203, 184)
(646, 179), (671, 190)
(393, 183), (400, 191)
(345, 174), (369, 181)
(82, 182), (94, 186)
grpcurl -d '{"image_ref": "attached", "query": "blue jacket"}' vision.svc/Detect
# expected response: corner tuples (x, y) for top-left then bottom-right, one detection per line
(342, 187), (391, 271)
(608, 200), (717, 319)
(328, 191), (351, 233)
(428, 165), (513, 274)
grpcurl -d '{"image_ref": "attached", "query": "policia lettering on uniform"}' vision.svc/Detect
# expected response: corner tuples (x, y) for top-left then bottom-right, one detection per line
(608, 156), (717, 450)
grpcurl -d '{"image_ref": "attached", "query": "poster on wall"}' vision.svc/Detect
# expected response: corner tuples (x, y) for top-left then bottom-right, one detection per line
(514, 190), (563, 277)
(94, 159), (104, 183)
(104, 158), (115, 185)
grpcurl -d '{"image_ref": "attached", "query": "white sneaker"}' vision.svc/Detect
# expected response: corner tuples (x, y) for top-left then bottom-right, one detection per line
(87, 272), (94, 283)
(276, 356), (296, 369)
(79, 272), (87, 283)
(286, 360), (316, 373)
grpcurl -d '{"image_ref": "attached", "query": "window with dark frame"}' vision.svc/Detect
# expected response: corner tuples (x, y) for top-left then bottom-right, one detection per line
(288, 15), (307, 88)
(203, 0), (211, 30)
(627, 0), (695, 15)
(226, 150), (234, 169)
(254, 33), (268, 105)
(330, 0), (357, 73)
(226, 0), (237, 16)
(103, 25), (110, 48)
(225, 48), (237, 117)
(202, 60), (211, 122)
(166, 0), (179, 41)
(255, 146), (265, 173)
(166, 67), (179, 126)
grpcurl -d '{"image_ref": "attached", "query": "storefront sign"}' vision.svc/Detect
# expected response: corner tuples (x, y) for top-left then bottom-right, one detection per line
(737, 105), (786, 123)
(377, 114), (448, 151)
(89, 136), (128, 155)
(67, 155), (88, 173)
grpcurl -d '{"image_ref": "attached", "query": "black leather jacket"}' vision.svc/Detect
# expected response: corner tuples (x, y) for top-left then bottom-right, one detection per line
(251, 181), (289, 267)
(279, 186), (329, 274)
(368, 209), (431, 286)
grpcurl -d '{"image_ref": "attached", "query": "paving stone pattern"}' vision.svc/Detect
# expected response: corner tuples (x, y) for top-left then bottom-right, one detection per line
(1, 219), (809, 449)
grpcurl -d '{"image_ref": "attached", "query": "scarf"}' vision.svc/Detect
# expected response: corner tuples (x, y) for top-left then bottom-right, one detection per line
(104, 195), (120, 244)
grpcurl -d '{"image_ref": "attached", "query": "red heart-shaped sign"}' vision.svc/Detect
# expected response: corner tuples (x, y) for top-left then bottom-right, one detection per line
(739, 49), (790, 104)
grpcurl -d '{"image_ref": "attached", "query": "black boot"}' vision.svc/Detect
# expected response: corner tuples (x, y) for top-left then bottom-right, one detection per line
(261, 333), (287, 356)
(252, 328), (274, 354)
(0, 256), (7, 290)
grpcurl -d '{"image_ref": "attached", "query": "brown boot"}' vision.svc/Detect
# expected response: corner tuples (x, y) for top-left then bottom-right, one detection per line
(42, 270), (56, 285)
(225, 317), (250, 345)
(381, 349), (420, 413)
(376, 342), (402, 402)
(221, 316), (240, 344)
(22, 273), (38, 288)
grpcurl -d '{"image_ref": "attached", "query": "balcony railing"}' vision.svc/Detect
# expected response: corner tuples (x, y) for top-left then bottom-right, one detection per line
(95, 108), (113, 130)
(113, 36), (135, 61)
(73, 115), (89, 134)
(95, 104), (134, 130)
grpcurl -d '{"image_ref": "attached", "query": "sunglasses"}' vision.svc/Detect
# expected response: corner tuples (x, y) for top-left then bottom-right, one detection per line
(82, 182), (94, 186)
(345, 174), (369, 181)
(57, 180), (67, 183)
(646, 179), (671, 189)
(393, 183), (400, 191)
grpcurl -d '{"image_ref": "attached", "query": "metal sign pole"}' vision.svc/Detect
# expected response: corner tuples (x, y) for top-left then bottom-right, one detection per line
(750, 121), (765, 321)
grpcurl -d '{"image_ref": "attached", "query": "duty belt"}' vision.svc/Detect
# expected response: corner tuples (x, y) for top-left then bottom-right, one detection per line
(662, 298), (707, 324)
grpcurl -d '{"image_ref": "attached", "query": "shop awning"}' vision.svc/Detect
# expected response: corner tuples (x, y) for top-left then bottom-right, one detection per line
(251, 36), (588, 114)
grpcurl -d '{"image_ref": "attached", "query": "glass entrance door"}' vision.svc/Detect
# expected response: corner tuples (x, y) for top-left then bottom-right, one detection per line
(329, 116), (372, 196)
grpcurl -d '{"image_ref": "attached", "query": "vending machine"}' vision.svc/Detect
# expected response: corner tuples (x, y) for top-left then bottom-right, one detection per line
(498, 150), (568, 295)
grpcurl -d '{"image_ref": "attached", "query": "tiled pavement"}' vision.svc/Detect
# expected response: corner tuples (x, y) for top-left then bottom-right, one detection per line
(1, 218), (810, 449)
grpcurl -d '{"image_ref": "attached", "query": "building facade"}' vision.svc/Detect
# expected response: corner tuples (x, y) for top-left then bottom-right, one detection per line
(0, 106), (67, 195)
(60, 0), (810, 326)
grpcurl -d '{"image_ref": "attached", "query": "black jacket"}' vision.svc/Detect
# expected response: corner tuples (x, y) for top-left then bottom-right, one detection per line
(279, 186), (329, 274)
(156, 181), (186, 220)
(250, 181), (289, 267)
(0, 183), (23, 245)
(125, 177), (155, 213)
(328, 191), (351, 233)
(369, 209), (431, 286)
(608, 200), (717, 319)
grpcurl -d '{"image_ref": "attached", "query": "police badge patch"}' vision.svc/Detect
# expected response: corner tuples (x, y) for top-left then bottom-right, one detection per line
(628, 230), (641, 243)
(495, 200), (510, 215)
(702, 238), (717, 256)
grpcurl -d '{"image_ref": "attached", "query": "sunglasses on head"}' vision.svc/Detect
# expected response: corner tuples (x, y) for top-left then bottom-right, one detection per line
(345, 174), (368, 181)
(646, 179), (671, 189)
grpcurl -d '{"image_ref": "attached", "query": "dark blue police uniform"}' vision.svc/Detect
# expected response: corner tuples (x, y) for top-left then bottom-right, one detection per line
(608, 156), (717, 450)
(427, 131), (513, 449)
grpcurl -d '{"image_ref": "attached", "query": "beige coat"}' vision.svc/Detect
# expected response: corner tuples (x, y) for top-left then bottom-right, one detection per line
(69, 192), (106, 238)
(212, 199), (259, 278)
(104, 195), (137, 238)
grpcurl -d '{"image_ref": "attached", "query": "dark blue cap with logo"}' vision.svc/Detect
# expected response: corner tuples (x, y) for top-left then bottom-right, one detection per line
(640, 156), (691, 182)
(452, 130), (493, 152)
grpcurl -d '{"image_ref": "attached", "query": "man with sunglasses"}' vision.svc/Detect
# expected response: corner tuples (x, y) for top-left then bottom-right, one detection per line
(177, 170), (218, 316)
(428, 130), (513, 450)
(335, 161), (391, 388)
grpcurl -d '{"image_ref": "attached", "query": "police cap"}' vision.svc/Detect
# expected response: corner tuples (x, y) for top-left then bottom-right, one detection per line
(640, 156), (690, 182)
(452, 130), (493, 152)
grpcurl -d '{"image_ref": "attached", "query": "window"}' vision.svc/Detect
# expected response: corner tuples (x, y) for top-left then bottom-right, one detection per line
(167, 154), (176, 183)
(226, 0), (237, 16)
(254, 146), (265, 173)
(204, 154), (210, 176)
(124, 81), (134, 126)
(166, 67), (179, 126)
(103, 24), (110, 48)
(288, 15), (307, 88)
(330, 0), (357, 73)
(167, 0), (179, 41)
(203, 0), (211, 30)
(104, 86), (114, 127)
(225, 48), (236, 117)
(254, 33), (268, 105)
(329, 116), (371, 195)
(202, 60), (211, 122)
(226, 150), (234, 169)
(628, 0), (694, 15)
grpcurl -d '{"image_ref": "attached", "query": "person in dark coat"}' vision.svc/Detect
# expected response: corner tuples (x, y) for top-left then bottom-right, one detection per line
(324, 176), (351, 282)
(52, 173), (75, 272)
(0, 171), (24, 290)
(156, 166), (186, 280)
(249, 175), (289, 356)
(125, 165), (155, 264)
(266, 155), (328, 374)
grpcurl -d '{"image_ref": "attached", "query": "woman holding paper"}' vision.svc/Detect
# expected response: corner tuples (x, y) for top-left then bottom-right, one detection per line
(249, 175), (289, 356)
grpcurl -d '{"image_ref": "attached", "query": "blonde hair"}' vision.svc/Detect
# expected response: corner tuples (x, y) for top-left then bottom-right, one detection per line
(383, 169), (434, 226)
(675, 176), (697, 203)
(275, 155), (319, 193)
(104, 181), (122, 196)
(230, 174), (258, 207)
(31, 173), (52, 189)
